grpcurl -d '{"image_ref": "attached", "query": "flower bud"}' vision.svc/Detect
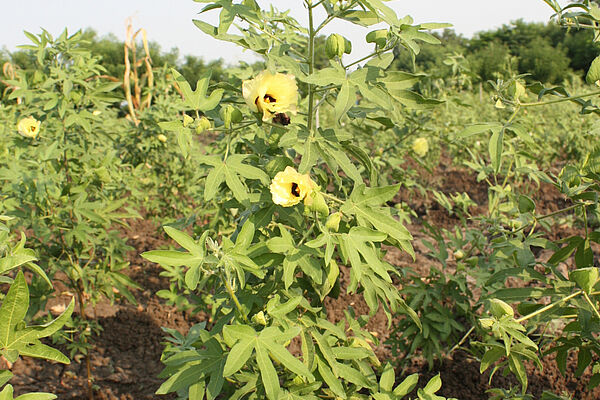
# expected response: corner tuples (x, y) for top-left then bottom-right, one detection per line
(304, 191), (329, 217)
(183, 114), (194, 127)
(325, 212), (342, 232)
(326, 33), (347, 59)
(453, 249), (465, 260)
(252, 311), (268, 326)
(221, 105), (243, 128)
(343, 37), (352, 54)
(157, 134), (167, 143)
(196, 116), (212, 134)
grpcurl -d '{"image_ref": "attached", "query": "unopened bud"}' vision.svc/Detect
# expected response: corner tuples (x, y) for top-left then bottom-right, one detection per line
(252, 311), (268, 326)
(221, 105), (243, 127)
(196, 116), (212, 133)
(326, 34), (347, 59)
(304, 191), (329, 217)
(325, 212), (342, 232)
(453, 249), (465, 260)
(183, 114), (194, 127)
(157, 134), (167, 143)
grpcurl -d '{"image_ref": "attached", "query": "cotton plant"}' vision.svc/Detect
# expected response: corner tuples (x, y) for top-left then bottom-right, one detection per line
(144, 1), (453, 398)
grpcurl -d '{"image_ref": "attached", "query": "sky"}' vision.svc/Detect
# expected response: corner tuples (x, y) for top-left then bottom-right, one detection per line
(0, 1), (561, 65)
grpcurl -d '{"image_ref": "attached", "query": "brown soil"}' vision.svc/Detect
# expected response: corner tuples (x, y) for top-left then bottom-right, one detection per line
(5, 163), (598, 399)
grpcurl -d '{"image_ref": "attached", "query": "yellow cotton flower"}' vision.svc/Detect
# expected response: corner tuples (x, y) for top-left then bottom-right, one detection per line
(242, 71), (298, 121)
(17, 116), (41, 138)
(270, 166), (314, 207)
(157, 134), (167, 143)
(412, 137), (428, 157)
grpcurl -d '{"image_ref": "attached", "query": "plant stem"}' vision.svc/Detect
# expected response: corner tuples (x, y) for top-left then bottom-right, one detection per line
(449, 325), (475, 354)
(307, 0), (316, 134)
(76, 281), (94, 400)
(519, 89), (600, 107)
(221, 273), (249, 323)
(513, 203), (584, 235)
(321, 192), (344, 204)
(344, 47), (391, 70)
(516, 290), (583, 323)
(583, 291), (600, 320)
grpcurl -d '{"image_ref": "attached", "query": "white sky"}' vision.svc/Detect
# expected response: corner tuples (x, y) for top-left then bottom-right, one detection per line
(0, 1), (561, 65)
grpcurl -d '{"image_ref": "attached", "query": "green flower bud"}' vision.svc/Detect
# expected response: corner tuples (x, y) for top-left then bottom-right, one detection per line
(325, 212), (342, 232)
(252, 311), (268, 326)
(489, 298), (514, 318)
(326, 33), (346, 59)
(343, 37), (352, 54)
(453, 249), (465, 260)
(183, 114), (194, 127)
(196, 116), (212, 134)
(221, 105), (243, 128)
(304, 191), (329, 217)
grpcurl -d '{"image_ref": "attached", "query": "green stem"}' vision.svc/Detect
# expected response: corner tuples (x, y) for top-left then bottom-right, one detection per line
(221, 273), (249, 323)
(519, 89), (600, 107)
(321, 192), (344, 204)
(449, 325), (475, 354)
(297, 223), (315, 246)
(583, 291), (600, 320)
(513, 203), (584, 235)
(515, 290), (583, 323)
(307, 0), (316, 134)
(344, 47), (391, 70)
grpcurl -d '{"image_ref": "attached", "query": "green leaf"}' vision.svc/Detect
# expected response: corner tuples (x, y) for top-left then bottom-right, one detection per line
(518, 195), (536, 214)
(0, 272), (29, 348)
(256, 345), (279, 399)
(164, 227), (203, 255)
(223, 339), (255, 376)
(142, 250), (202, 268)
(317, 357), (346, 398)
(224, 166), (249, 205)
(339, 10), (381, 27)
(336, 362), (375, 389)
(587, 55), (600, 85)
(171, 69), (224, 111)
(302, 67), (346, 86)
(299, 140), (319, 174)
(422, 374), (442, 394)
(393, 373), (418, 396)
(335, 80), (355, 123)
(379, 362), (395, 392)
(508, 354), (528, 391)
(570, 267), (598, 293)
(261, 340), (314, 381)
(456, 122), (502, 139)
(0, 370), (12, 387)
(205, 163), (226, 201)
(489, 128), (504, 173)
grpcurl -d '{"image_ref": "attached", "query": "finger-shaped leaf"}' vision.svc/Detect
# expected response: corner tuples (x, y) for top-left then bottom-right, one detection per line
(256, 345), (279, 399)
(223, 339), (255, 377)
(0, 272), (29, 347)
